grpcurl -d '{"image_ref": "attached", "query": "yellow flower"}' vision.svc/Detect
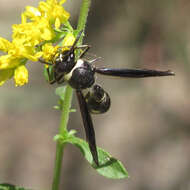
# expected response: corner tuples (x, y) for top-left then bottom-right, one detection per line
(0, 37), (12, 52)
(22, 0), (69, 30)
(62, 32), (75, 47)
(0, 55), (20, 70)
(12, 17), (54, 45)
(0, 54), (28, 86)
(0, 0), (71, 86)
(14, 65), (28, 86)
(38, 0), (70, 29)
(42, 43), (59, 62)
(23, 6), (42, 21)
(41, 32), (75, 63)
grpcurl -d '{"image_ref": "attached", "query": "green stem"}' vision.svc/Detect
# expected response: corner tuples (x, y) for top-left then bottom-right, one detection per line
(52, 86), (73, 190)
(77, 0), (91, 43)
(51, 0), (91, 190)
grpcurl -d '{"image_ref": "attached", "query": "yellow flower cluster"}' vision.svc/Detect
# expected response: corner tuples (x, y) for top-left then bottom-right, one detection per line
(0, 0), (70, 86)
(42, 32), (75, 62)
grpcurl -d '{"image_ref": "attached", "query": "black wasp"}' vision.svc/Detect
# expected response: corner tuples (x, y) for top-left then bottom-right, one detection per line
(39, 31), (174, 166)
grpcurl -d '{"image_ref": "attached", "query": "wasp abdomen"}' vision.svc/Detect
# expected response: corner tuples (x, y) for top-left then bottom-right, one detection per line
(85, 84), (111, 114)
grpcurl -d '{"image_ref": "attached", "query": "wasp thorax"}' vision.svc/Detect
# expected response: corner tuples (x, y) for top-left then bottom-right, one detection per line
(54, 50), (75, 74)
(85, 84), (111, 114)
(68, 59), (95, 90)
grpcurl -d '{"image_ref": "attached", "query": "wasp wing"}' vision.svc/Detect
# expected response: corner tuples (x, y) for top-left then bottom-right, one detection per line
(95, 67), (174, 78)
(76, 90), (99, 166)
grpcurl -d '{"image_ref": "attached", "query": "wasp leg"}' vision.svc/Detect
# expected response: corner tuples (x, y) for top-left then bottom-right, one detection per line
(56, 74), (65, 84)
(44, 67), (56, 84)
(49, 79), (56, 85)
(76, 90), (99, 166)
(75, 44), (91, 49)
(79, 45), (91, 59)
(53, 30), (84, 50)
(39, 58), (52, 66)
(58, 45), (91, 58)
(39, 58), (60, 84)
(69, 30), (84, 52)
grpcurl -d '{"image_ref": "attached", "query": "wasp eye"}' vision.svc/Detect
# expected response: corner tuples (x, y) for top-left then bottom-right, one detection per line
(66, 52), (75, 63)
(54, 51), (75, 73)
(70, 53), (74, 58)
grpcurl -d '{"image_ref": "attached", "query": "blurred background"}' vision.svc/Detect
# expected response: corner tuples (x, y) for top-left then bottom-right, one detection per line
(0, 0), (190, 190)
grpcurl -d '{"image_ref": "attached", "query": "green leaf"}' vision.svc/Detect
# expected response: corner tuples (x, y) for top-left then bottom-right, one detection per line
(54, 130), (77, 142)
(0, 183), (31, 190)
(69, 108), (76, 112)
(43, 65), (54, 82)
(63, 21), (74, 32)
(55, 86), (67, 101)
(68, 129), (77, 136)
(53, 105), (61, 110)
(54, 134), (64, 142)
(66, 136), (129, 179)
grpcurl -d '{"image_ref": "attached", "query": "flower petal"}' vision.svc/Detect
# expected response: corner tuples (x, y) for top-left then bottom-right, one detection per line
(14, 65), (28, 86)
(0, 37), (12, 52)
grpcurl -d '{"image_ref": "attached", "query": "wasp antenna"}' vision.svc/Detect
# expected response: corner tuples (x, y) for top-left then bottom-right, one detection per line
(89, 57), (102, 64)
(70, 30), (84, 52)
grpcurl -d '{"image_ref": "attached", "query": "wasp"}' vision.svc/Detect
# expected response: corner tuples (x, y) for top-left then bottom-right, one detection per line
(39, 31), (174, 166)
